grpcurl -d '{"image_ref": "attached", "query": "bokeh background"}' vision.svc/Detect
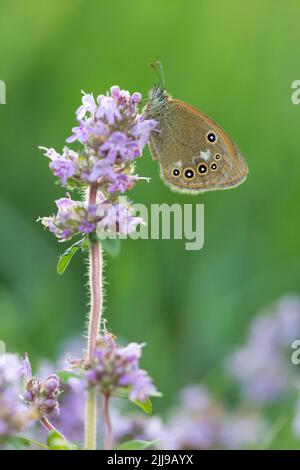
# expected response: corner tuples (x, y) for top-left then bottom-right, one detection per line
(0, 0), (300, 449)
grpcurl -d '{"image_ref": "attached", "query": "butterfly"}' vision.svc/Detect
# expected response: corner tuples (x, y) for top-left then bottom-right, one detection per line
(144, 62), (248, 194)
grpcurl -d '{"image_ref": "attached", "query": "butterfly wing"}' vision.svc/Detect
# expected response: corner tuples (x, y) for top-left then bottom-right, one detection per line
(148, 99), (248, 194)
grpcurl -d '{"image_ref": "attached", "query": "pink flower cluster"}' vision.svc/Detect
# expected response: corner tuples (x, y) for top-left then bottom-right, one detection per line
(82, 333), (157, 403)
(40, 86), (155, 242)
(41, 195), (144, 242)
(0, 354), (33, 439)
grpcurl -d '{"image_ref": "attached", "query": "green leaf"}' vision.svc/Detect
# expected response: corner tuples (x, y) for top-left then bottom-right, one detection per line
(99, 237), (121, 257)
(113, 387), (162, 414)
(258, 414), (289, 450)
(0, 435), (32, 449)
(57, 370), (81, 382)
(149, 390), (163, 398)
(20, 437), (49, 449)
(47, 431), (70, 450)
(117, 439), (158, 450)
(57, 238), (86, 275)
(132, 397), (153, 414)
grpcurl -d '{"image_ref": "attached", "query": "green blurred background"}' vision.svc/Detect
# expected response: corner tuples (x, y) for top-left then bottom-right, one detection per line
(0, 0), (299, 431)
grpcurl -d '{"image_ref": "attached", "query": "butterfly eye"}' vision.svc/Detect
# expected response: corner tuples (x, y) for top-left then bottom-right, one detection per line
(210, 163), (218, 171)
(184, 168), (195, 180)
(197, 163), (208, 175)
(214, 154), (221, 160)
(172, 168), (181, 177)
(206, 131), (217, 143)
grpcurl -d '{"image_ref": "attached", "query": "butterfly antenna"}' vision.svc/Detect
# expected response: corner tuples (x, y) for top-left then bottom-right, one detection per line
(149, 61), (166, 90)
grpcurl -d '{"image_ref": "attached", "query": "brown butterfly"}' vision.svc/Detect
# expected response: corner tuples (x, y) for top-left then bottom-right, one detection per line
(144, 63), (248, 194)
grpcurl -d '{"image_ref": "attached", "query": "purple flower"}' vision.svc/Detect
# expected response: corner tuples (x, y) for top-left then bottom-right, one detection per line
(99, 132), (141, 161)
(66, 119), (94, 144)
(41, 196), (99, 241)
(21, 355), (61, 419)
(21, 353), (32, 382)
(65, 86), (155, 172)
(76, 93), (97, 120)
(131, 116), (157, 148)
(226, 295), (300, 404)
(128, 370), (157, 403)
(44, 375), (60, 395)
(42, 194), (144, 241)
(82, 333), (157, 403)
(41, 85), (155, 243)
(107, 174), (136, 194)
(96, 95), (122, 124)
(110, 85), (121, 101)
(131, 92), (142, 104)
(40, 146), (77, 186)
(78, 221), (96, 234)
(88, 159), (116, 183)
(98, 199), (144, 236)
(99, 132), (128, 161)
(50, 160), (76, 185)
(29, 338), (87, 444)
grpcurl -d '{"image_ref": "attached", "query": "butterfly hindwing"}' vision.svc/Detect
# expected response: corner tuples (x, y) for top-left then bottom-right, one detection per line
(148, 98), (248, 194)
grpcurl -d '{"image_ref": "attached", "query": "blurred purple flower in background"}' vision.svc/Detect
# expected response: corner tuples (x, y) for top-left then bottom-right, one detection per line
(110, 408), (165, 448)
(219, 413), (267, 450)
(226, 295), (300, 404)
(16, 294), (300, 449)
(162, 385), (224, 450)
(0, 354), (34, 441)
(52, 377), (86, 443)
(162, 385), (266, 450)
(109, 385), (266, 450)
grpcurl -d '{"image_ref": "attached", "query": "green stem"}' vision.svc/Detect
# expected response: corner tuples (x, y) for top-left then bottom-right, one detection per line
(104, 394), (113, 450)
(40, 416), (66, 441)
(85, 389), (98, 450)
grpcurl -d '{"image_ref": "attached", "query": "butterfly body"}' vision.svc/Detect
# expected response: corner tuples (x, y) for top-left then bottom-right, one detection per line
(144, 85), (248, 194)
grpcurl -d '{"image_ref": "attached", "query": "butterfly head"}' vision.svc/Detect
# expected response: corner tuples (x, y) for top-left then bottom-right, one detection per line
(144, 61), (170, 119)
(144, 85), (169, 119)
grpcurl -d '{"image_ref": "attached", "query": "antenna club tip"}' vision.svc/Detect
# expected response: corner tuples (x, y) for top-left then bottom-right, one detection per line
(148, 61), (166, 89)
(148, 61), (162, 68)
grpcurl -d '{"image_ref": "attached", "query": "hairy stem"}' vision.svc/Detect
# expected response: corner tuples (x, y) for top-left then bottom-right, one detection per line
(87, 236), (102, 361)
(84, 184), (103, 450)
(104, 395), (113, 450)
